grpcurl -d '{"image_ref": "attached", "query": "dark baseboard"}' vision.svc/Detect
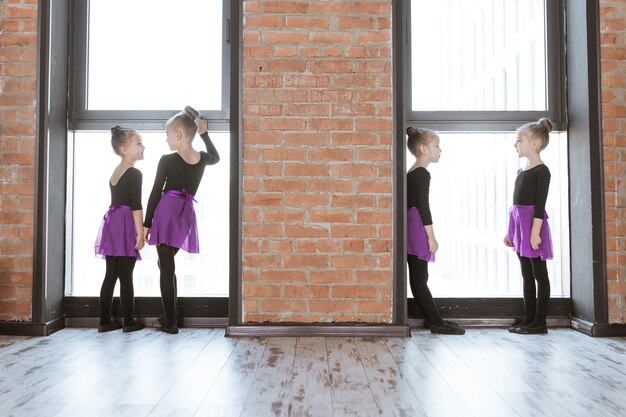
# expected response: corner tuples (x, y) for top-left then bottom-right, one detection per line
(0, 316), (65, 336)
(409, 297), (572, 318)
(63, 296), (228, 318)
(226, 324), (411, 337)
(571, 317), (626, 337)
(64, 316), (228, 328)
(408, 316), (570, 329)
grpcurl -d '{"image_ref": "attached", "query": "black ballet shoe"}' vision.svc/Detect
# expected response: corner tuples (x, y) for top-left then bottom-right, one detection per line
(98, 322), (122, 333)
(430, 322), (465, 335)
(424, 319), (459, 329)
(512, 324), (548, 335)
(158, 325), (179, 335)
(508, 320), (532, 333)
(158, 313), (180, 328)
(123, 320), (145, 333)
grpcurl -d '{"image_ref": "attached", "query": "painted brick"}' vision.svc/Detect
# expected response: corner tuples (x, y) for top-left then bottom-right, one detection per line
(601, 0), (626, 323)
(0, 1), (36, 321)
(242, 0), (393, 324)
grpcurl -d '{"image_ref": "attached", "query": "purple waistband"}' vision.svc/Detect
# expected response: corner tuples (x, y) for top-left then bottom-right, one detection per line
(163, 190), (197, 215)
(163, 190), (197, 203)
(103, 204), (131, 223)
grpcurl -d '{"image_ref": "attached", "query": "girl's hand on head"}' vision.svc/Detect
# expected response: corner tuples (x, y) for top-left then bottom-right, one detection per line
(143, 228), (151, 243)
(197, 118), (208, 135)
(135, 236), (145, 251)
(503, 234), (513, 247)
(428, 237), (439, 254)
(530, 233), (542, 250)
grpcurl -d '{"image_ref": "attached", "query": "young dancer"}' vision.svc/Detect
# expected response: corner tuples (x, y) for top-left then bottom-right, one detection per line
(504, 118), (554, 335)
(144, 106), (219, 334)
(406, 127), (464, 335)
(95, 126), (146, 333)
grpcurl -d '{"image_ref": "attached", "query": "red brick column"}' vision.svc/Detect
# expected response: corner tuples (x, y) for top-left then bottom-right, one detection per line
(0, 0), (37, 321)
(241, 0), (394, 323)
(600, 1), (626, 323)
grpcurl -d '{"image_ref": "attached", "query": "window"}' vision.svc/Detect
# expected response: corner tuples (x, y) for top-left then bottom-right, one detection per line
(407, 0), (564, 131)
(71, 0), (230, 129)
(67, 131), (230, 297)
(406, 132), (570, 297)
(406, 0), (568, 298)
(66, 0), (232, 297)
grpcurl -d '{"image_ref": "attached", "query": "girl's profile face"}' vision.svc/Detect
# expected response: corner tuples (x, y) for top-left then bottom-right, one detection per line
(514, 130), (534, 157)
(123, 134), (145, 162)
(423, 134), (442, 163)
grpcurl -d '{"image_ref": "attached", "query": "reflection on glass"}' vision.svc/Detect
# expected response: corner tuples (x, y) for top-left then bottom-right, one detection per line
(88, 0), (222, 110)
(407, 132), (570, 297)
(411, 0), (547, 111)
(70, 131), (230, 296)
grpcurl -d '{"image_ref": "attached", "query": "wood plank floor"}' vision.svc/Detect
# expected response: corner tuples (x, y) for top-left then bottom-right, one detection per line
(1, 327), (625, 417)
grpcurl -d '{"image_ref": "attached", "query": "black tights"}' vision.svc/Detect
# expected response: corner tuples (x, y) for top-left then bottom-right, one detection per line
(157, 244), (180, 327)
(517, 254), (551, 326)
(407, 255), (444, 327)
(100, 256), (137, 325)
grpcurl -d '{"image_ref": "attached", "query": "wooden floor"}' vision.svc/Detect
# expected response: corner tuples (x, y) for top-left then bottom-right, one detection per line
(1, 327), (625, 417)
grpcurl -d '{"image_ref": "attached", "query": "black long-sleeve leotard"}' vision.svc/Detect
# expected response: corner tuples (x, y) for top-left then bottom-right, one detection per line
(144, 132), (219, 228)
(407, 167), (433, 226)
(512, 164), (551, 219)
(111, 167), (142, 210)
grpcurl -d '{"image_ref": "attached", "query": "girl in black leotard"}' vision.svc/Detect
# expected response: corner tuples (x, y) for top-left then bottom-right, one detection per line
(143, 107), (220, 334)
(95, 126), (146, 333)
(406, 126), (464, 335)
(504, 118), (554, 335)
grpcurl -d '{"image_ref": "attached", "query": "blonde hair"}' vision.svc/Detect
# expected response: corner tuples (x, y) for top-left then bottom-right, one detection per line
(518, 118), (553, 150)
(166, 110), (197, 139)
(406, 126), (436, 156)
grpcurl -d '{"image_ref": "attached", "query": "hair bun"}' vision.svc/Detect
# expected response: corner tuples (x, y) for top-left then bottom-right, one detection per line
(184, 105), (199, 120)
(406, 126), (417, 135)
(111, 125), (122, 134)
(538, 118), (553, 133)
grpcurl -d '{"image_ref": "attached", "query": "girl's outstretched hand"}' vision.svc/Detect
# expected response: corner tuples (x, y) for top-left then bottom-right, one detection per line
(143, 228), (151, 243)
(503, 234), (513, 247)
(197, 118), (208, 135)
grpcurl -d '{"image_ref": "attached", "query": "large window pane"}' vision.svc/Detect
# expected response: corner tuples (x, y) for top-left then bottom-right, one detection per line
(87, 0), (223, 111)
(68, 131), (230, 297)
(407, 132), (569, 297)
(411, 0), (547, 112)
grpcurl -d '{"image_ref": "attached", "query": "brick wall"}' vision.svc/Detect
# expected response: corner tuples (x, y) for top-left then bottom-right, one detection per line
(600, 0), (626, 324)
(0, 0), (624, 325)
(241, 0), (394, 323)
(0, 0), (37, 321)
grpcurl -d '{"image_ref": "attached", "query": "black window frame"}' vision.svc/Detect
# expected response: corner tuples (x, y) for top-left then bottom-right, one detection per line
(58, 0), (240, 324)
(69, 0), (232, 131)
(398, 0), (572, 323)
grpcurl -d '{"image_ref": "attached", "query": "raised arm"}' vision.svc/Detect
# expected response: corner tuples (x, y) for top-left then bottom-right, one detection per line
(197, 118), (220, 165)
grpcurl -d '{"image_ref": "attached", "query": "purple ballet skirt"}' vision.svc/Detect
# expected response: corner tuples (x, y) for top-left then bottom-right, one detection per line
(94, 205), (141, 259)
(507, 205), (553, 261)
(407, 206), (435, 262)
(148, 190), (199, 253)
